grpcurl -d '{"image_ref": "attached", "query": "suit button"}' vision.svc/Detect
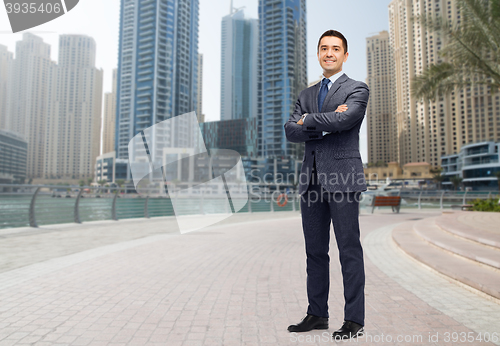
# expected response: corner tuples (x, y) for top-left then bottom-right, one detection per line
(311, 151), (315, 155)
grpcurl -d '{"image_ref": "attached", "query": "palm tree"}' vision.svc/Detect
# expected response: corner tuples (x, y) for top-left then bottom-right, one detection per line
(433, 173), (446, 190)
(450, 176), (463, 191)
(412, 0), (500, 100)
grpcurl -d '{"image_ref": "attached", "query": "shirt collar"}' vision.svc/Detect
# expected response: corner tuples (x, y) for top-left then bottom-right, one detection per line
(322, 71), (343, 87)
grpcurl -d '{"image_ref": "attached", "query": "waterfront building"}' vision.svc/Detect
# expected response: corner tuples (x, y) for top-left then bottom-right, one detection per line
(201, 118), (259, 157)
(0, 130), (27, 184)
(0, 45), (12, 130)
(44, 35), (103, 180)
(258, 0), (307, 158)
(103, 69), (117, 155)
(364, 162), (402, 182)
(366, 31), (396, 165)
(220, 7), (258, 121)
(115, 0), (199, 162)
(441, 141), (500, 190)
(364, 161), (433, 182)
(388, 0), (500, 168)
(95, 151), (128, 184)
(440, 152), (461, 188)
(6, 33), (54, 179)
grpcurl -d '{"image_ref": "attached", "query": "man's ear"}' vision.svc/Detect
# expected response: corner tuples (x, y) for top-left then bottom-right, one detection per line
(344, 52), (349, 62)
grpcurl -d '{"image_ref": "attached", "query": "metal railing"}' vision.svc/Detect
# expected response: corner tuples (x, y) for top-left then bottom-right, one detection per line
(0, 184), (299, 230)
(1, 184), (499, 230)
(385, 189), (500, 209)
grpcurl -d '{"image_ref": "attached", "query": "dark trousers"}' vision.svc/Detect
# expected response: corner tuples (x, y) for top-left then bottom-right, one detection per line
(300, 170), (365, 326)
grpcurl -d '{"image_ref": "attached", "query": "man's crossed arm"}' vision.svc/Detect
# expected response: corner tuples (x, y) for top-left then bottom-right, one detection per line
(284, 83), (368, 143)
(296, 104), (348, 125)
(284, 103), (349, 143)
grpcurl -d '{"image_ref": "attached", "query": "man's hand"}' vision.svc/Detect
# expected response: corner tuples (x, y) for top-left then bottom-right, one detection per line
(297, 113), (308, 125)
(336, 104), (348, 113)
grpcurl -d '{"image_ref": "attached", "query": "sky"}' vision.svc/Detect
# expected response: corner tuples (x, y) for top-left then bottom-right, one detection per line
(0, 0), (390, 162)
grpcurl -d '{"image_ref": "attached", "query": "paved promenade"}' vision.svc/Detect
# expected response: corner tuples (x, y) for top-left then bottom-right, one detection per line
(0, 209), (499, 345)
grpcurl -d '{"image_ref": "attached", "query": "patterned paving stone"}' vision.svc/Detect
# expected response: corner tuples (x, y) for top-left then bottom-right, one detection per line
(0, 210), (498, 345)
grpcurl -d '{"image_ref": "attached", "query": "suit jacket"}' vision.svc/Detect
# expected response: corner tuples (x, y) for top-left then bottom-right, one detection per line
(284, 73), (369, 195)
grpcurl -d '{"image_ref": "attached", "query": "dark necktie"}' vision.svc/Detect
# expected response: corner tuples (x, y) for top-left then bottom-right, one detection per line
(318, 78), (330, 112)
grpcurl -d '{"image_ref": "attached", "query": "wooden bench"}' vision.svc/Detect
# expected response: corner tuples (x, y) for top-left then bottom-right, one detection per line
(451, 204), (473, 211)
(371, 196), (401, 213)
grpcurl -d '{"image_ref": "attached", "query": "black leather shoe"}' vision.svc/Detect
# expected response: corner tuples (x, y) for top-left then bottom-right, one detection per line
(332, 320), (364, 339)
(287, 314), (328, 332)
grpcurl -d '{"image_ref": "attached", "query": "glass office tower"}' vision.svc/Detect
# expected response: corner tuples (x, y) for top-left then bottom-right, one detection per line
(220, 8), (258, 121)
(115, 0), (199, 161)
(258, 0), (307, 158)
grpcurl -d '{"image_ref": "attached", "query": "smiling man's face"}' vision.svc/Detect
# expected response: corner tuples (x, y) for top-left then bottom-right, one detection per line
(317, 36), (349, 78)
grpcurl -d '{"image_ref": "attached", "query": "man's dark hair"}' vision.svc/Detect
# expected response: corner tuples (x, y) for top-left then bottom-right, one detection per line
(317, 30), (348, 53)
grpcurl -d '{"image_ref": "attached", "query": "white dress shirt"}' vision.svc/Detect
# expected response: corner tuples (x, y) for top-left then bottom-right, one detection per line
(322, 71), (343, 91)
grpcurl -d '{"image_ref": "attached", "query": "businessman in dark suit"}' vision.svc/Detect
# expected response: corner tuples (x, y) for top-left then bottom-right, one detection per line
(284, 30), (369, 340)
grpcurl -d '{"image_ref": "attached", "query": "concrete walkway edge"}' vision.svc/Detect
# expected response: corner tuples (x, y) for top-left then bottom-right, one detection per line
(364, 222), (500, 346)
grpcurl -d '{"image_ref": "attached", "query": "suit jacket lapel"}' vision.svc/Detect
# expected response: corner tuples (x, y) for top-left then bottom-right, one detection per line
(313, 81), (321, 113)
(321, 73), (348, 112)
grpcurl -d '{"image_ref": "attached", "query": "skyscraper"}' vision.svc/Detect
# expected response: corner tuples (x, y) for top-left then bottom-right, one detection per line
(44, 35), (103, 180)
(366, 31), (397, 164)
(115, 0), (199, 161)
(258, 0), (307, 158)
(197, 53), (204, 123)
(0, 45), (12, 131)
(103, 68), (117, 155)
(220, 7), (258, 121)
(7, 33), (53, 179)
(388, 0), (500, 167)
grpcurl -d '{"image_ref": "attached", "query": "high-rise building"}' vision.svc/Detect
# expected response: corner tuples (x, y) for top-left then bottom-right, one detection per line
(44, 35), (103, 180)
(388, 0), (500, 167)
(103, 68), (117, 155)
(0, 130), (27, 184)
(0, 45), (13, 130)
(258, 0), (307, 158)
(7, 33), (54, 179)
(201, 118), (258, 157)
(115, 0), (199, 161)
(197, 54), (204, 123)
(366, 31), (397, 164)
(220, 7), (258, 121)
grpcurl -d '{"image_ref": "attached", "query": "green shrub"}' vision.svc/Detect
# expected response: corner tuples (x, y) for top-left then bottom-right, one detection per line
(471, 199), (500, 212)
